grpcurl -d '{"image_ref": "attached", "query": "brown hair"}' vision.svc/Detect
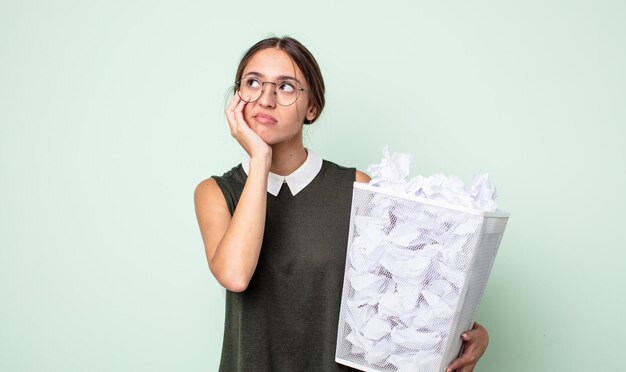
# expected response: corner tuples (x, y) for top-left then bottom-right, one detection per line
(234, 36), (325, 125)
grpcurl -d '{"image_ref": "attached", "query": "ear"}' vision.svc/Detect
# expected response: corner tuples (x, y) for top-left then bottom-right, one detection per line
(305, 105), (317, 122)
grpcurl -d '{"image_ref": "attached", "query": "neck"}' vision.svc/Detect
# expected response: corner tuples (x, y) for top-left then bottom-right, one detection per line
(269, 138), (307, 176)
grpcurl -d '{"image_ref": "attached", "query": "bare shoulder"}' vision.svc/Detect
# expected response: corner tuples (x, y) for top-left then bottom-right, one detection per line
(355, 170), (371, 183)
(194, 178), (229, 215)
(194, 177), (232, 273)
(194, 177), (221, 201)
(194, 177), (231, 249)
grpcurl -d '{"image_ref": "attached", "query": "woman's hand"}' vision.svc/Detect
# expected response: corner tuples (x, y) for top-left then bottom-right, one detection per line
(446, 322), (489, 372)
(225, 94), (272, 167)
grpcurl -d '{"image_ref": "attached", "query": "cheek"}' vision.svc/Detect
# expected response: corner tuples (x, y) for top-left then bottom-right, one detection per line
(295, 101), (312, 121)
(241, 105), (251, 120)
(241, 105), (266, 134)
(241, 105), (256, 126)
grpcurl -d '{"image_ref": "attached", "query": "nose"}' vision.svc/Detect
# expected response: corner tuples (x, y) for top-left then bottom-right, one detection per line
(257, 82), (276, 108)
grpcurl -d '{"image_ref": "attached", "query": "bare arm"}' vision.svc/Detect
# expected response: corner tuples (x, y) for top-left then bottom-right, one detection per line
(355, 170), (370, 183)
(194, 94), (272, 292)
(194, 159), (270, 292)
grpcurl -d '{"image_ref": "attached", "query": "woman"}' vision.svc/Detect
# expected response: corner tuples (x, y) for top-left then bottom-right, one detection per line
(194, 36), (488, 372)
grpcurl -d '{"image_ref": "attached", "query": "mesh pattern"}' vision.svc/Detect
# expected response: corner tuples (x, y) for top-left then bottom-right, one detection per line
(335, 186), (509, 372)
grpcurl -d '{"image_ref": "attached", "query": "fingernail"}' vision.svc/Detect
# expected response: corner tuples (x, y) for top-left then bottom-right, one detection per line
(461, 333), (468, 340)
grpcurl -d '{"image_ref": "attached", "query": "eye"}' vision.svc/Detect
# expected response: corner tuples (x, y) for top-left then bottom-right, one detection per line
(278, 80), (296, 93)
(244, 77), (261, 89)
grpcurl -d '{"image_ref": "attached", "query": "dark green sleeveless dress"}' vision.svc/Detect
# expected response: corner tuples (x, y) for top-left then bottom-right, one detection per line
(212, 160), (359, 372)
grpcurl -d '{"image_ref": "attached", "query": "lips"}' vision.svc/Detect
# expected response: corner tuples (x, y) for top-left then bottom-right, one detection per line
(253, 113), (277, 124)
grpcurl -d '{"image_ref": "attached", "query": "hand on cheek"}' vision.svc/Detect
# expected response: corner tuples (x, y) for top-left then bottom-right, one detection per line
(225, 94), (272, 161)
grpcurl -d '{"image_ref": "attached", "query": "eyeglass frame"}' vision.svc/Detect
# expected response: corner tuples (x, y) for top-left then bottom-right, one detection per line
(234, 77), (307, 106)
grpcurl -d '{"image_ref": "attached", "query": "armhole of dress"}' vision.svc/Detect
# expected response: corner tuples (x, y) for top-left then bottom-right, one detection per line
(211, 176), (236, 216)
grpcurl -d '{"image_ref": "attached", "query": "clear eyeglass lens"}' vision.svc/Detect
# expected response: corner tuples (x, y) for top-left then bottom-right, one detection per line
(237, 77), (301, 106)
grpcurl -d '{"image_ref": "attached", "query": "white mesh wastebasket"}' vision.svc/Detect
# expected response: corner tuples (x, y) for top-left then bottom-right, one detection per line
(335, 183), (509, 372)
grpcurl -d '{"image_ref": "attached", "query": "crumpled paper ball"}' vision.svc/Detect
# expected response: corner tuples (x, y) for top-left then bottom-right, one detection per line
(367, 146), (498, 212)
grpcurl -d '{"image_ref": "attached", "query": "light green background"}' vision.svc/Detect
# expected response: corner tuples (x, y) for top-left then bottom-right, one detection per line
(1, 1), (624, 371)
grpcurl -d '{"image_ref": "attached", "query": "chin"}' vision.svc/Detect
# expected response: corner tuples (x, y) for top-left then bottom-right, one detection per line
(253, 125), (301, 147)
(259, 135), (281, 146)
(251, 127), (275, 144)
(260, 133), (295, 147)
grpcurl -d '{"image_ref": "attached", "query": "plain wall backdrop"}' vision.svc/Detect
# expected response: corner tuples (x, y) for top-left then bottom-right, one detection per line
(1, 1), (624, 371)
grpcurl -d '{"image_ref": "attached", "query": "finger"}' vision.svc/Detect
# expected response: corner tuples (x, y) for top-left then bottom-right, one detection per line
(234, 97), (249, 128)
(461, 330), (475, 342)
(446, 352), (477, 372)
(463, 328), (488, 353)
(226, 96), (245, 133)
(226, 93), (238, 108)
(234, 95), (246, 113)
(225, 94), (237, 116)
(225, 93), (240, 117)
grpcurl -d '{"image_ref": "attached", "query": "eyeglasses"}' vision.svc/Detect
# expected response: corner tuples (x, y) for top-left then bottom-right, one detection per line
(235, 76), (306, 106)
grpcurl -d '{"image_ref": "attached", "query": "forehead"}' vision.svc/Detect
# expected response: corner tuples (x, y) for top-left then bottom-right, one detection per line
(242, 48), (304, 81)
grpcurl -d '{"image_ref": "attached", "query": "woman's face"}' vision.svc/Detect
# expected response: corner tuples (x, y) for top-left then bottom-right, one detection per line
(240, 48), (316, 146)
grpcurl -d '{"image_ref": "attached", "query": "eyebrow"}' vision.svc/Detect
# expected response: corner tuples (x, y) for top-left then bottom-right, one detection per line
(243, 71), (300, 83)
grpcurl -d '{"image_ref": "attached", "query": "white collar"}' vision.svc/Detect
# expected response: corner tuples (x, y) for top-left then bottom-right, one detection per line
(241, 148), (323, 196)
